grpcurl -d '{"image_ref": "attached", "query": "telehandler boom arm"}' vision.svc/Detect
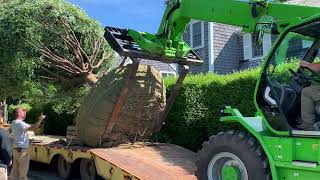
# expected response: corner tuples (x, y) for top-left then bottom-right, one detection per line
(157, 0), (320, 39)
(105, 0), (320, 63)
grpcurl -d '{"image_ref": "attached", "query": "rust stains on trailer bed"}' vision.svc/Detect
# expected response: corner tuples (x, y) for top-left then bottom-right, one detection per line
(90, 143), (197, 180)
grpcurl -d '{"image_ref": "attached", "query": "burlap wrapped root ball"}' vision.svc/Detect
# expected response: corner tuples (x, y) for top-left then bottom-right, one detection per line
(76, 64), (166, 147)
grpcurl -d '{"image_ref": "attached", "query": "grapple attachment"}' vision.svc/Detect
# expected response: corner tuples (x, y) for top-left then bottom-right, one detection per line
(104, 26), (203, 65)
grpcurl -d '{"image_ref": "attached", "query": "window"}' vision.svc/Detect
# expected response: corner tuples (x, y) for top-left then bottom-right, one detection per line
(190, 21), (204, 49)
(160, 71), (176, 77)
(252, 37), (263, 58)
(243, 33), (272, 60)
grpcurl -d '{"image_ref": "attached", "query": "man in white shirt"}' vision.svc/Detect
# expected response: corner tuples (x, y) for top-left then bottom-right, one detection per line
(9, 108), (46, 180)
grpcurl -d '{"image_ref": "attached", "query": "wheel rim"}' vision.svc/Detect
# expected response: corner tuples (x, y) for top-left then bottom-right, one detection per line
(207, 152), (248, 180)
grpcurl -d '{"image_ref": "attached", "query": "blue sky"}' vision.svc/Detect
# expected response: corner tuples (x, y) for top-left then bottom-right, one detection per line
(68, 0), (166, 33)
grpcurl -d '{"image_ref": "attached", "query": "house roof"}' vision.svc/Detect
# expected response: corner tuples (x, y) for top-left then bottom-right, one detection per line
(285, 0), (320, 7)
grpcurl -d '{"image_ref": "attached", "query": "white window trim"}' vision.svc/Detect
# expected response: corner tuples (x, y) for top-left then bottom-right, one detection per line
(160, 71), (176, 77)
(189, 20), (205, 50)
(208, 22), (215, 72)
(243, 33), (253, 61)
(263, 34), (272, 57)
(242, 33), (272, 61)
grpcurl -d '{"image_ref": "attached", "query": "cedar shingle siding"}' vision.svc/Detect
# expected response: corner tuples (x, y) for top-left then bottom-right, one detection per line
(212, 23), (242, 74)
(184, 22), (258, 74)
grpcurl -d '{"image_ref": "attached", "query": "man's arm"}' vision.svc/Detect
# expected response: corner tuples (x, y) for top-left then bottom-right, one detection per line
(301, 61), (320, 73)
(27, 113), (46, 131)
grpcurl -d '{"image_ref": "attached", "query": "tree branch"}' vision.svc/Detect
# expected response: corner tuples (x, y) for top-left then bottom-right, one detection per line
(39, 76), (60, 82)
(40, 67), (67, 81)
(93, 50), (113, 69)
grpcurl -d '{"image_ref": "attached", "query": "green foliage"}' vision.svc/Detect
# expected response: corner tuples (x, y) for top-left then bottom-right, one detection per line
(0, 0), (114, 113)
(22, 80), (91, 113)
(40, 104), (74, 135)
(159, 62), (296, 151)
(8, 103), (32, 115)
(0, 57), (38, 100)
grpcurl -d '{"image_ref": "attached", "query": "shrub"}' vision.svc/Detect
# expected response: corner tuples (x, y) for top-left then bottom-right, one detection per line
(159, 69), (259, 151)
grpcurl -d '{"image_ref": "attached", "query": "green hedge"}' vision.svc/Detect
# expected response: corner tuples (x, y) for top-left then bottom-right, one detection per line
(158, 69), (259, 151)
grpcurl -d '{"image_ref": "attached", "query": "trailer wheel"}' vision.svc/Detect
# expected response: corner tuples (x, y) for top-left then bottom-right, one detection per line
(80, 159), (98, 180)
(57, 155), (72, 179)
(196, 130), (271, 180)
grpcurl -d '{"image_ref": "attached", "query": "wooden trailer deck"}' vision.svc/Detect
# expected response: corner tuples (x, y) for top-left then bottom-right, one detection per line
(90, 143), (197, 180)
(29, 135), (197, 180)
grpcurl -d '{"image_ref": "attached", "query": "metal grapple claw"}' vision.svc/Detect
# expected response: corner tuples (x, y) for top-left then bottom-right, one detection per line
(104, 26), (203, 65)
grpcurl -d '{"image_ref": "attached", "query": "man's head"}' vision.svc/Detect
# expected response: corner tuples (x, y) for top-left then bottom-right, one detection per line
(15, 108), (27, 120)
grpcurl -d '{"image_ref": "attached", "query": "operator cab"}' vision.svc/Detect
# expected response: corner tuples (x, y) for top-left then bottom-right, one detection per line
(257, 20), (320, 135)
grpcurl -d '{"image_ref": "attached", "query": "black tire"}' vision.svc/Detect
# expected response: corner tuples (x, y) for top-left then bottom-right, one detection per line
(196, 130), (271, 180)
(80, 159), (98, 180)
(57, 155), (72, 179)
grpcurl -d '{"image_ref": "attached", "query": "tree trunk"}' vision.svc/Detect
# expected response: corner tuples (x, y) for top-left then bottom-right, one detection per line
(61, 73), (98, 90)
(85, 73), (98, 86)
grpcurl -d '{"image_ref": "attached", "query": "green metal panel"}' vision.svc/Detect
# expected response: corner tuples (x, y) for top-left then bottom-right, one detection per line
(276, 164), (320, 180)
(279, 138), (293, 162)
(293, 138), (319, 162)
(262, 137), (320, 163)
(263, 137), (293, 162)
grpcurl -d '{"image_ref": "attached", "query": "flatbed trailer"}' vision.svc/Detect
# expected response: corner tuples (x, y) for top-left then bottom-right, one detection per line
(29, 135), (197, 180)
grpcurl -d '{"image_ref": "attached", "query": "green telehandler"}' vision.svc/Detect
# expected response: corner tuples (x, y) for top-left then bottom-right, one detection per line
(105, 0), (320, 179)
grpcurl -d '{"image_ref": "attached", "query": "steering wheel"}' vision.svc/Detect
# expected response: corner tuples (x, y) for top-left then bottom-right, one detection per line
(298, 66), (313, 80)
(289, 67), (312, 81)
(264, 80), (297, 110)
(289, 68), (298, 77)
